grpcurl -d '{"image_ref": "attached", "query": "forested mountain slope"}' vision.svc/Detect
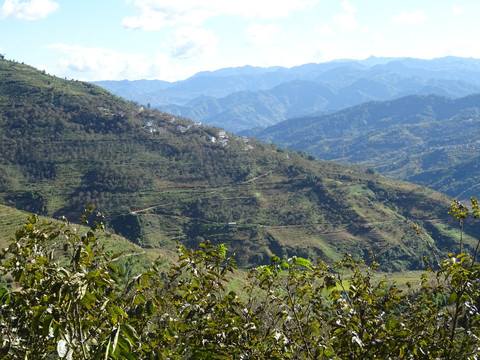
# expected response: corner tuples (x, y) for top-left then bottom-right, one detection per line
(254, 93), (480, 200)
(0, 59), (473, 270)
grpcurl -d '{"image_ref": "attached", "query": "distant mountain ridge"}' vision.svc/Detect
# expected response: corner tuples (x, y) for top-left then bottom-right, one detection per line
(253, 92), (480, 200)
(93, 57), (480, 133)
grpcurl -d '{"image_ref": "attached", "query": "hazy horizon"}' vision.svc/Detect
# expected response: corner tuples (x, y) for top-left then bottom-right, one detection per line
(2, 0), (480, 82)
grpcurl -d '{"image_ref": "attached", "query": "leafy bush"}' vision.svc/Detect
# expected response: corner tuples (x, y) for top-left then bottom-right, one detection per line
(1, 200), (480, 359)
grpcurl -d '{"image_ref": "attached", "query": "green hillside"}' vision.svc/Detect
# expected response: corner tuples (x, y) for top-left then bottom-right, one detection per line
(0, 59), (472, 270)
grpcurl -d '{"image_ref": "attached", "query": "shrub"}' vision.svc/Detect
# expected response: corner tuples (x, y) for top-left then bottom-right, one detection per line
(0, 200), (480, 359)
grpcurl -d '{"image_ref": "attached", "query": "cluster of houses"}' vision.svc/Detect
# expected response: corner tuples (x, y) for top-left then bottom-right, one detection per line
(142, 115), (255, 151)
(241, 136), (255, 151)
(97, 106), (253, 152)
(145, 121), (161, 134)
(209, 130), (228, 146)
(97, 106), (125, 118)
(176, 121), (203, 133)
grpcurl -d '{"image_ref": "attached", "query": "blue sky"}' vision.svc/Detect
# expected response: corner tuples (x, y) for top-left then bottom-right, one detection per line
(0, 0), (478, 81)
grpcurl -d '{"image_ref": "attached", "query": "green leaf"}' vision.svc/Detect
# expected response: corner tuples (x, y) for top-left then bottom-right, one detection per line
(42, 315), (55, 337)
(108, 262), (120, 274)
(119, 349), (136, 360)
(86, 269), (100, 279)
(81, 289), (97, 310)
(117, 333), (132, 353)
(295, 257), (312, 270)
(107, 305), (118, 323)
(32, 306), (48, 329)
(146, 300), (154, 316)
(121, 323), (139, 344)
(448, 291), (458, 304)
(111, 304), (128, 319)
(0, 288), (9, 301)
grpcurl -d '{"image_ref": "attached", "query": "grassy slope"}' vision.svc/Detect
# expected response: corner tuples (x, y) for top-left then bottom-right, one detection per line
(0, 59), (473, 271)
(0, 204), (174, 276)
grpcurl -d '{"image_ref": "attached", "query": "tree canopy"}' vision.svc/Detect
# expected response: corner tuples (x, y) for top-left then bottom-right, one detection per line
(1, 200), (480, 359)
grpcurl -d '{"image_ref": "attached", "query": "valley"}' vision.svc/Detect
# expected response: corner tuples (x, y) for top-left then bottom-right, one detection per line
(0, 58), (475, 272)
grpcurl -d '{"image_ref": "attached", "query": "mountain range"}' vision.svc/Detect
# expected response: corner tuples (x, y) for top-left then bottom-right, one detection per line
(94, 57), (480, 133)
(253, 93), (480, 200)
(0, 58), (471, 271)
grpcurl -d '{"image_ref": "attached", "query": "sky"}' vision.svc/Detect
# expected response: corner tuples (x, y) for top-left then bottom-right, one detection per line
(0, 0), (479, 82)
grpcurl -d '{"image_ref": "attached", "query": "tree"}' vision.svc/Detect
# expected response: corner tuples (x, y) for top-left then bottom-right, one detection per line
(1, 200), (480, 358)
(0, 209), (134, 359)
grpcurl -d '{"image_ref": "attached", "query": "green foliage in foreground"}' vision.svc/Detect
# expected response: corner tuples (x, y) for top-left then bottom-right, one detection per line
(1, 202), (480, 359)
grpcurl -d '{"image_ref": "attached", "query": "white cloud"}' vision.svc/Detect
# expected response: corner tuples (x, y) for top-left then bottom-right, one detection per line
(453, 6), (463, 15)
(391, 11), (428, 25)
(123, 0), (318, 30)
(342, 0), (356, 13)
(0, 0), (59, 20)
(315, 38), (348, 61)
(45, 44), (171, 81)
(242, 42), (319, 69)
(122, 1), (206, 30)
(371, 34), (384, 43)
(170, 26), (218, 59)
(314, 24), (333, 35)
(246, 23), (279, 46)
(426, 34), (480, 59)
(333, 0), (357, 31)
(333, 12), (357, 31)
